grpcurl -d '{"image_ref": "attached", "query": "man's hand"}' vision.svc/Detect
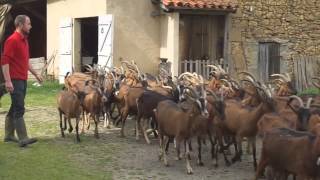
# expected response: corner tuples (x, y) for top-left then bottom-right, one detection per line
(5, 81), (14, 93)
(35, 74), (43, 84)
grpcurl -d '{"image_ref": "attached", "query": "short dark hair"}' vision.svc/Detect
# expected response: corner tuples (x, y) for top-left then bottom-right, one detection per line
(14, 15), (29, 27)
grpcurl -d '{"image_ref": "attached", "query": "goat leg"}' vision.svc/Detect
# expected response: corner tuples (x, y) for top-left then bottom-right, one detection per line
(175, 137), (183, 160)
(185, 139), (193, 174)
(86, 113), (91, 130)
(94, 114), (99, 139)
(217, 131), (231, 166)
(232, 135), (243, 163)
(165, 137), (171, 154)
(75, 117), (81, 143)
(163, 136), (169, 166)
(254, 150), (268, 180)
(63, 115), (67, 131)
(120, 110), (128, 137)
(68, 118), (73, 133)
(135, 116), (140, 141)
(59, 110), (65, 138)
(81, 111), (85, 133)
(150, 118), (158, 138)
(141, 118), (151, 144)
(208, 131), (218, 168)
(197, 137), (204, 166)
(249, 136), (257, 171)
(158, 133), (164, 161)
(103, 112), (109, 128)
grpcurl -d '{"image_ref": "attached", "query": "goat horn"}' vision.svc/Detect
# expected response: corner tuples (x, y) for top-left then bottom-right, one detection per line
(183, 86), (197, 98)
(240, 78), (256, 87)
(198, 74), (204, 84)
(285, 73), (291, 82)
(271, 74), (290, 82)
(229, 79), (240, 89)
(218, 65), (226, 74)
(178, 72), (195, 80)
(162, 85), (173, 90)
(207, 65), (219, 70)
(85, 79), (98, 86)
(273, 78), (285, 85)
(84, 64), (94, 72)
(160, 68), (169, 76)
(220, 79), (232, 87)
(206, 89), (218, 100)
(289, 95), (304, 108)
(306, 98), (313, 108)
(238, 71), (256, 82)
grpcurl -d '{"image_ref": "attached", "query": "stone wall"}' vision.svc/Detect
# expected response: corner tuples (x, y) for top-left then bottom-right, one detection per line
(229, 0), (320, 78)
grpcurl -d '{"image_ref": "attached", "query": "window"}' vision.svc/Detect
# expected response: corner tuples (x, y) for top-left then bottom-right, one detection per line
(258, 42), (280, 82)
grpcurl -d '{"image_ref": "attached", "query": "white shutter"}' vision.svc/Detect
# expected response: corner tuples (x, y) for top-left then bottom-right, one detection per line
(58, 18), (73, 84)
(98, 15), (114, 69)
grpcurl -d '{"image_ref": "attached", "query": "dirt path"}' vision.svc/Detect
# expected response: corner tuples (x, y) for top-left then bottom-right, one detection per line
(0, 107), (262, 180)
(108, 118), (259, 180)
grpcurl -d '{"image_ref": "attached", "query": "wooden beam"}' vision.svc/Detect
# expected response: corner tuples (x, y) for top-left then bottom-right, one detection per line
(15, 0), (41, 5)
(21, 6), (46, 24)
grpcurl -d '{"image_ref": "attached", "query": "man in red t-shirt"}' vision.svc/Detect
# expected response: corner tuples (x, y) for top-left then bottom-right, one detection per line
(1, 15), (43, 147)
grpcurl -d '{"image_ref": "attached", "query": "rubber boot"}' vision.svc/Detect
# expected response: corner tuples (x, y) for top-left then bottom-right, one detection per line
(15, 117), (37, 147)
(4, 115), (18, 143)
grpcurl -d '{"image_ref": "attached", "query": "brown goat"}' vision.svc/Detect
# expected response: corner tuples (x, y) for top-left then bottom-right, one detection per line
(57, 89), (85, 142)
(154, 86), (209, 174)
(255, 128), (320, 180)
(215, 85), (275, 169)
(81, 81), (106, 138)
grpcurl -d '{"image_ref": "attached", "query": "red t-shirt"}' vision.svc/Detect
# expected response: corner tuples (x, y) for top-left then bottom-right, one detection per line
(1, 31), (29, 80)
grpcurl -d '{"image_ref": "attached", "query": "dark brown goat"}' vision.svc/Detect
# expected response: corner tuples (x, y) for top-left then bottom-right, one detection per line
(255, 128), (320, 180)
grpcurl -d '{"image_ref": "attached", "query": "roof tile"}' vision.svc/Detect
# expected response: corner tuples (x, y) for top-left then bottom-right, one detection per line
(162, 0), (238, 11)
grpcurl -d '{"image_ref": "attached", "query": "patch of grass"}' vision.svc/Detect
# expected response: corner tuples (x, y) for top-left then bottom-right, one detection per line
(0, 140), (112, 180)
(298, 87), (320, 96)
(0, 114), (116, 180)
(1, 80), (63, 109)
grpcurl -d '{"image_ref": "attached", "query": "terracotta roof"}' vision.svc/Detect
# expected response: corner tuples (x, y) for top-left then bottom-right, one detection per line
(162, 0), (238, 11)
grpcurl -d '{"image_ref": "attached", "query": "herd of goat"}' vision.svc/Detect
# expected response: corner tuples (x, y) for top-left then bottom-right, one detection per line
(57, 60), (320, 179)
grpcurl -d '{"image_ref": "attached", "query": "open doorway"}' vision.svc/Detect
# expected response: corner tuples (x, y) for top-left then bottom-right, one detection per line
(78, 17), (98, 72)
(179, 14), (225, 78)
(179, 15), (225, 62)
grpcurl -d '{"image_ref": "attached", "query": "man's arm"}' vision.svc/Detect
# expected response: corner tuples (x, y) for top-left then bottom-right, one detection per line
(1, 39), (15, 93)
(2, 64), (13, 93)
(28, 63), (43, 83)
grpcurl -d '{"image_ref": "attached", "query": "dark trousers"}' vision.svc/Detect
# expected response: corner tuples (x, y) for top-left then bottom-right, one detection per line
(8, 80), (27, 119)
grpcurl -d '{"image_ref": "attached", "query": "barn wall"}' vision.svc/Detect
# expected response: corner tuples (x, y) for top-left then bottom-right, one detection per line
(106, 0), (161, 75)
(229, 0), (320, 78)
(46, 0), (107, 76)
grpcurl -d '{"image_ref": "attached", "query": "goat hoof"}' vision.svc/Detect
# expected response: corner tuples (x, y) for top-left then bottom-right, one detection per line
(213, 164), (218, 168)
(175, 157), (181, 161)
(68, 128), (73, 133)
(225, 161), (231, 167)
(187, 169), (193, 175)
(197, 161), (204, 166)
(164, 162), (169, 167)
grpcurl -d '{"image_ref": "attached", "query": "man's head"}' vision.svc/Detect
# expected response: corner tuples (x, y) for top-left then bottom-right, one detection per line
(14, 15), (32, 36)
